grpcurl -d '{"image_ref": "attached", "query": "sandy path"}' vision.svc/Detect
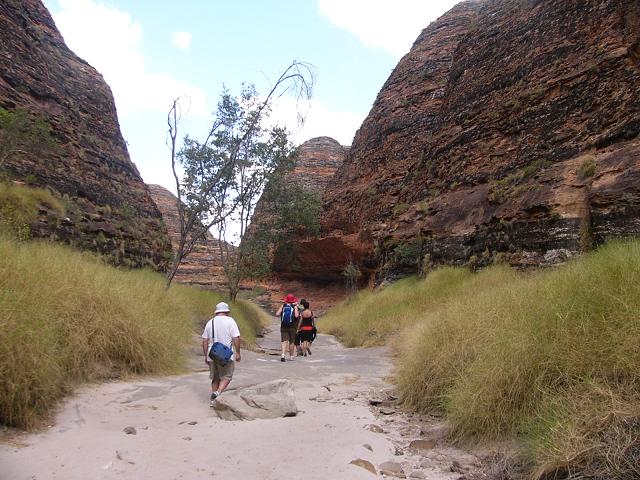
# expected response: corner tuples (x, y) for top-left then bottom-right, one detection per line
(0, 321), (480, 480)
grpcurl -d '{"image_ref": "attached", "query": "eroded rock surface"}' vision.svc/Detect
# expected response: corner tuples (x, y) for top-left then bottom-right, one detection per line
(0, 0), (170, 269)
(313, 0), (640, 280)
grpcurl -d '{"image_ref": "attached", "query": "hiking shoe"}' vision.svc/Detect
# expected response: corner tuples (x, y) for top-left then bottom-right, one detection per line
(289, 356), (294, 361)
(281, 356), (285, 362)
(307, 348), (312, 356)
(209, 392), (218, 407)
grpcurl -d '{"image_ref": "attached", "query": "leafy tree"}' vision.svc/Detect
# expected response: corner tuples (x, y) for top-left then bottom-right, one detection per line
(269, 182), (322, 237)
(0, 107), (55, 170)
(166, 61), (315, 293)
(243, 166), (324, 278)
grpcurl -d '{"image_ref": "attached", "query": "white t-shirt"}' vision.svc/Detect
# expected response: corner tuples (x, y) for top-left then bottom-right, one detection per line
(201, 315), (240, 361)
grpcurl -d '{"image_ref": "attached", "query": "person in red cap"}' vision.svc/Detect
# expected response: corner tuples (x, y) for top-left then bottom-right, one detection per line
(276, 294), (299, 362)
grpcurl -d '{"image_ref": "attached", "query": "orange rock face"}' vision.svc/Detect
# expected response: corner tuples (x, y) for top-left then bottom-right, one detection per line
(315, 0), (640, 281)
(148, 185), (231, 289)
(0, 0), (171, 269)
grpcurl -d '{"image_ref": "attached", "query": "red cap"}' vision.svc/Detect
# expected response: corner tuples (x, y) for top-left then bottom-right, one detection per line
(284, 294), (297, 303)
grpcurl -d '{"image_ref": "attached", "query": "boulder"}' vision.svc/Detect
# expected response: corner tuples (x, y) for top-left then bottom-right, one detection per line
(212, 379), (297, 421)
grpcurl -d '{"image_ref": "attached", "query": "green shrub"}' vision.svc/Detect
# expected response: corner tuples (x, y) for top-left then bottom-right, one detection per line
(392, 242), (421, 268)
(0, 236), (266, 428)
(392, 203), (410, 216)
(578, 156), (596, 179)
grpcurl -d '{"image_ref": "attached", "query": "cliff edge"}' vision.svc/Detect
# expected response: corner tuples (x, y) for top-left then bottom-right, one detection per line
(316, 0), (640, 280)
(0, 0), (171, 269)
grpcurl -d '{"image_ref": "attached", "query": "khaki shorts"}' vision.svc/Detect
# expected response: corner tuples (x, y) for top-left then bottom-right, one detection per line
(280, 326), (297, 343)
(209, 358), (235, 381)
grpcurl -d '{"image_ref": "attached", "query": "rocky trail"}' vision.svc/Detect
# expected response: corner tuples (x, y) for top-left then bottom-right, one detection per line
(0, 319), (484, 479)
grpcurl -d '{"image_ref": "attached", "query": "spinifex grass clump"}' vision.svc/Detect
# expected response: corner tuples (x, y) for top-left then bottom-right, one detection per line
(0, 181), (64, 238)
(395, 241), (640, 477)
(0, 236), (264, 429)
(325, 240), (640, 477)
(320, 267), (480, 346)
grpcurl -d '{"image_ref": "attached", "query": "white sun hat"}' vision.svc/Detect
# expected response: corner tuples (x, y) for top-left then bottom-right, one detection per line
(215, 302), (231, 314)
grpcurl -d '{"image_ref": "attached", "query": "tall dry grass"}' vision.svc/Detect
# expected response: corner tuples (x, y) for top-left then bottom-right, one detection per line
(0, 181), (64, 238)
(323, 240), (640, 478)
(0, 236), (267, 429)
(320, 267), (478, 346)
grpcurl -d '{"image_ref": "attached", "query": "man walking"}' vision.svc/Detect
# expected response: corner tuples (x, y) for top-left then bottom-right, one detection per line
(276, 294), (299, 362)
(202, 302), (241, 406)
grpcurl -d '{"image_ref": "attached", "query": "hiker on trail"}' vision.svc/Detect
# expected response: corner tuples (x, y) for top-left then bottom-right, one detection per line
(202, 302), (241, 407)
(294, 299), (307, 356)
(276, 294), (299, 362)
(297, 299), (316, 357)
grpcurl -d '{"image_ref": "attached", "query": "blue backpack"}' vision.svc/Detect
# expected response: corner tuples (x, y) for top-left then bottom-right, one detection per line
(208, 318), (233, 364)
(281, 303), (296, 327)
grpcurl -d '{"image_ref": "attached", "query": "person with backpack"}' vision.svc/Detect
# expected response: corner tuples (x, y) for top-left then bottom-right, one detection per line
(294, 299), (307, 356)
(276, 294), (299, 362)
(201, 302), (241, 407)
(297, 299), (316, 357)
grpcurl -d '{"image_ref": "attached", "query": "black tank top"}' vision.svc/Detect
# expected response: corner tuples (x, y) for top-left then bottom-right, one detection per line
(300, 312), (314, 329)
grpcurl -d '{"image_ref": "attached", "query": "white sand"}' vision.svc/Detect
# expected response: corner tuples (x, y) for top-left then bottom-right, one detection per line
(1, 326), (400, 480)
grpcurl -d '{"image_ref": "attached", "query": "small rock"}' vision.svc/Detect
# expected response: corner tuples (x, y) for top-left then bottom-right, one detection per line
(379, 461), (405, 478)
(363, 444), (373, 452)
(394, 447), (405, 456)
(380, 408), (396, 415)
(183, 437), (192, 441)
(409, 471), (426, 479)
(123, 426), (136, 435)
(350, 459), (377, 475)
(188, 421), (198, 425)
(369, 398), (384, 406)
(450, 460), (468, 474)
(365, 424), (384, 433)
(409, 439), (436, 451)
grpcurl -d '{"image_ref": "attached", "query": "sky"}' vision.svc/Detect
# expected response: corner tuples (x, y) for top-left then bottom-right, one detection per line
(42, 0), (462, 195)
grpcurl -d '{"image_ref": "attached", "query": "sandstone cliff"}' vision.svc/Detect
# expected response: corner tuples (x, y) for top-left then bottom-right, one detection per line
(286, 136), (348, 194)
(148, 184), (231, 289)
(249, 136), (348, 281)
(313, 0), (640, 281)
(0, 0), (171, 269)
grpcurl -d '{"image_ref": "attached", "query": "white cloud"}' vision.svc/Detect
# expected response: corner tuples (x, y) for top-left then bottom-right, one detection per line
(46, 0), (206, 117)
(269, 96), (365, 147)
(171, 31), (192, 50)
(318, 0), (462, 58)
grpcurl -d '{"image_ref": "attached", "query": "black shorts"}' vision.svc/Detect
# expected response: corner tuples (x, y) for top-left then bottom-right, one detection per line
(299, 330), (314, 342)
